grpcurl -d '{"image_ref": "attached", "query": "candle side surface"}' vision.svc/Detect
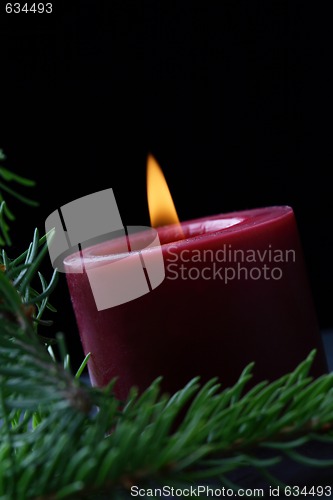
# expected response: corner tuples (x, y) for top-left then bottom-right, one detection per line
(65, 206), (327, 398)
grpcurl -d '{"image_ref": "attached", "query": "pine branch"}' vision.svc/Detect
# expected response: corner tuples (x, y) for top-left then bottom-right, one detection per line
(1, 153), (333, 498)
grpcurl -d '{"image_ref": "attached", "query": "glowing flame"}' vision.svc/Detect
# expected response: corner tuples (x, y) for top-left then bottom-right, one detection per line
(147, 154), (183, 231)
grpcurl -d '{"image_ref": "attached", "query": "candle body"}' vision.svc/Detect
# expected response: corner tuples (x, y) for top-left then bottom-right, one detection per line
(65, 207), (327, 399)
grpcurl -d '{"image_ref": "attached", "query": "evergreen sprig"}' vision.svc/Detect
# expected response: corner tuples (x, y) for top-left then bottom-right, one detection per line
(0, 149), (38, 247)
(0, 153), (333, 499)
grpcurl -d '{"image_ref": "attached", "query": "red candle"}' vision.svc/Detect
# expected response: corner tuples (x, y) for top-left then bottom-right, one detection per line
(64, 161), (327, 399)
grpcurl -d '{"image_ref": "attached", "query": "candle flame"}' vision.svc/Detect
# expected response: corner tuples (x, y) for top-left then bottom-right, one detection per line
(147, 154), (183, 234)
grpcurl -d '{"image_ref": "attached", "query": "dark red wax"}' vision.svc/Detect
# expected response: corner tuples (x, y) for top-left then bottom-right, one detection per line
(65, 206), (327, 399)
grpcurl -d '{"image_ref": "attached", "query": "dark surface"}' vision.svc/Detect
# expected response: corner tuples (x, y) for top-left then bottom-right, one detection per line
(0, 1), (332, 370)
(224, 332), (333, 492)
(322, 330), (333, 372)
(227, 441), (333, 492)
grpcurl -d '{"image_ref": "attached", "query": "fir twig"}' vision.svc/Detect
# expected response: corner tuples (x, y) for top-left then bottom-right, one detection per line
(1, 152), (333, 499)
(0, 148), (56, 336)
(0, 149), (38, 246)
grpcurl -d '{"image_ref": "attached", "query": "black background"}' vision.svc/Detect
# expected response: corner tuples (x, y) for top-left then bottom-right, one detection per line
(1, 1), (332, 369)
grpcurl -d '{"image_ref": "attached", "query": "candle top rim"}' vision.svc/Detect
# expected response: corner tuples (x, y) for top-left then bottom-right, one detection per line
(63, 205), (294, 270)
